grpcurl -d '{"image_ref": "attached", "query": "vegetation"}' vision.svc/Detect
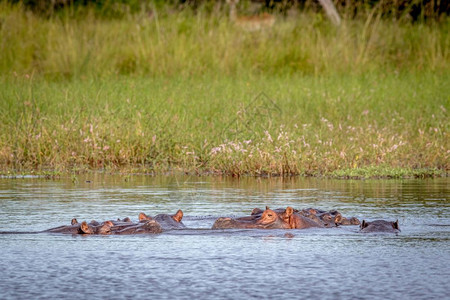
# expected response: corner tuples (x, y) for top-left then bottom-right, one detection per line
(0, 1), (448, 178)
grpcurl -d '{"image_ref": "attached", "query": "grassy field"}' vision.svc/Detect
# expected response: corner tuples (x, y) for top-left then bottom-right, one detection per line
(0, 2), (448, 178)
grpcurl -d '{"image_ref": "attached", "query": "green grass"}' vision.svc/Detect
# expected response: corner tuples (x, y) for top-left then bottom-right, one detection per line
(0, 2), (448, 178)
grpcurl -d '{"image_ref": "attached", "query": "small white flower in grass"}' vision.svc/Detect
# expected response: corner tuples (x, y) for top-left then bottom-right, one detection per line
(211, 147), (222, 155)
(264, 131), (273, 142)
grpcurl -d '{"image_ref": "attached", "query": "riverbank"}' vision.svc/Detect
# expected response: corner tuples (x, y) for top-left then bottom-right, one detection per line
(0, 3), (448, 178)
(1, 73), (447, 178)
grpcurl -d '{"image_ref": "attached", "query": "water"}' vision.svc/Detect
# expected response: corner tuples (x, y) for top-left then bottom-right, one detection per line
(0, 175), (448, 299)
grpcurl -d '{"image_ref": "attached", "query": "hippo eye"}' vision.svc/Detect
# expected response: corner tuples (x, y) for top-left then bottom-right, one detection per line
(268, 214), (273, 217)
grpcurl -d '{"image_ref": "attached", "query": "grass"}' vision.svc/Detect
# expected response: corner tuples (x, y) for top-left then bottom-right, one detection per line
(0, 2), (448, 178)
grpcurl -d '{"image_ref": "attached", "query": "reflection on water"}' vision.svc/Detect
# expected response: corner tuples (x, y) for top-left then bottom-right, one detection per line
(0, 175), (448, 299)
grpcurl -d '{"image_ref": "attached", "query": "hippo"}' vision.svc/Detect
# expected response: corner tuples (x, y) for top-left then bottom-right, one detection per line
(79, 220), (113, 234)
(213, 207), (289, 229)
(297, 209), (340, 227)
(359, 220), (400, 233)
(139, 210), (185, 230)
(45, 219), (113, 235)
(106, 217), (136, 231)
(249, 207), (338, 228)
(234, 207), (285, 222)
(212, 207), (322, 230)
(297, 208), (360, 227)
(114, 220), (162, 234)
(284, 207), (324, 229)
(337, 216), (361, 226)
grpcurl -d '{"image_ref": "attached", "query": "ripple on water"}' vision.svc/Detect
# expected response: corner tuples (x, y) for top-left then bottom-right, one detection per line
(0, 176), (448, 299)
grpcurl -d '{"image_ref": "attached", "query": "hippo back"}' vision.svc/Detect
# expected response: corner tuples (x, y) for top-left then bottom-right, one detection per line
(360, 220), (400, 233)
(154, 213), (185, 230)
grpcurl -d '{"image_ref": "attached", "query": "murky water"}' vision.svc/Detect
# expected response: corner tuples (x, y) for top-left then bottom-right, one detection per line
(0, 175), (448, 299)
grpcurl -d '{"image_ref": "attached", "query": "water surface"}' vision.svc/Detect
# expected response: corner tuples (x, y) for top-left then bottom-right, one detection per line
(0, 175), (448, 299)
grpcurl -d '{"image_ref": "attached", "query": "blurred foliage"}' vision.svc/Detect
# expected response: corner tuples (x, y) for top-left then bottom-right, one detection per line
(6, 0), (449, 21)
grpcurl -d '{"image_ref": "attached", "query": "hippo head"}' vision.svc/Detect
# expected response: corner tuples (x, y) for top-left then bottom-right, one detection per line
(360, 220), (400, 233)
(152, 210), (185, 230)
(255, 207), (291, 229)
(96, 221), (113, 234)
(256, 208), (278, 225)
(338, 216), (360, 225)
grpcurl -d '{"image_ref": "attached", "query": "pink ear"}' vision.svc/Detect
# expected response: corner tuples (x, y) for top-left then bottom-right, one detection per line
(139, 212), (151, 221)
(172, 210), (183, 222)
(285, 207), (294, 216)
(80, 221), (93, 234)
(71, 218), (78, 225)
(104, 220), (114, 227)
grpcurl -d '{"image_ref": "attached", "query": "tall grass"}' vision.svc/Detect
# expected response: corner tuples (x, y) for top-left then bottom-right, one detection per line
(1, 2), (448, 78)
(0, 2), (448, 177)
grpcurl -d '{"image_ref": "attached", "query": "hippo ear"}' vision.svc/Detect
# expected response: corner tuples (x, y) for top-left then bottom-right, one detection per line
(393, 220), (400, 230)
(265, 206), (270, 210)
(285, 207), (294, 217)
(361, 220), (368, 229)
(79, 221), (92, 234)
(103, 220), (114, 227)
(139, 212), (151, 221)
(334, 214), (342, 223)
(251, 208), (263, 215)
(122, 217), (131, 222)
(172, 210), (183, 223)
(71, 218), (78, 225)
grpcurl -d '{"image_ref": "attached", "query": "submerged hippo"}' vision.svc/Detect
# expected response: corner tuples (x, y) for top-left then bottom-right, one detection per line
(45, 219), (113, 235)
(139, 210), (185, 230)
(284, 207), (324, 229)
(247, 207), (357, 228)
(114, 220), (162, 234)
(212, 207), (289, 229)
(44, 210), (184, 235)
(212, 207), (322, 230)
(337, 216), (361, 226)
(360, 220), (400, 233)
(298, 208), (360, 227)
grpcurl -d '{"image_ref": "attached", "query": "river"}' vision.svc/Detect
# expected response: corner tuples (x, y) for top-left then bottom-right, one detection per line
(0, 175), (448, 299)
